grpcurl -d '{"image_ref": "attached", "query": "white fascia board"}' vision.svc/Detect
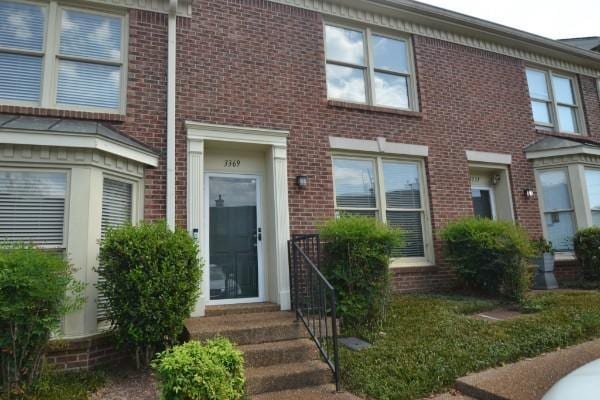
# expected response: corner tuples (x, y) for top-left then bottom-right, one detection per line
(0, 131), (158, 167)
(186, 121), (289, 147)
(525, 145), (600, 160)
(330, 136), (428, 157)
(466, 150), (512, 165)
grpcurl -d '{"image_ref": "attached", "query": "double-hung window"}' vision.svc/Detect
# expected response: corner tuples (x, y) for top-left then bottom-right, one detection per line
(0, 1), (126, 113)
(0, 169), (68, 248)
(325, 24), (418, 111)
(538, 169), (576, 251)
(333, 156), (431, 264)
(526, 67), (583, 134)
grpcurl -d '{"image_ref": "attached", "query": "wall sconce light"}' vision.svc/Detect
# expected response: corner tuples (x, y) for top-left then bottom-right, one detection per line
(296, 175), (309, 188)
(492, 174), (501, 186)
(524, 188), (534, 198)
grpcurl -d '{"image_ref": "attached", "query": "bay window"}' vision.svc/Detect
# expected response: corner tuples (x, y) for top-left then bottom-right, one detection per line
(325, 23), (418, 111)
(333, 155), (432, 264)
(538, 169), (575, 251)
(525, 67), (584, 134)
(0, 1), (126, 112)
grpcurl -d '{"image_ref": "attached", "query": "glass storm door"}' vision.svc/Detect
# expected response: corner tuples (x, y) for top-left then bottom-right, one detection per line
(207, 174), (262, 303)
(471, 187), (496, 219)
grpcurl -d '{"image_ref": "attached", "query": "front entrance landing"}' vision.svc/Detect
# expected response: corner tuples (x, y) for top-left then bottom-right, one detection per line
(184, 303), (357, 398)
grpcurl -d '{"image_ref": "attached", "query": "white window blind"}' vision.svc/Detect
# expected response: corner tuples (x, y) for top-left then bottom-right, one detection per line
(0, 171), (67, 248)
(97, 178), (132, 320)
(0, 1), (46, 103)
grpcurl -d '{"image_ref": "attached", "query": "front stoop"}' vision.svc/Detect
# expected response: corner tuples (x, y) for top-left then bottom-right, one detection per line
(184, 303), (340, 397)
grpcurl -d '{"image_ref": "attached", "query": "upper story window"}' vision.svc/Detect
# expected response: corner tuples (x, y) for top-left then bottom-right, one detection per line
(526, 67), (584, 134)
(0, 1), (126, 113)
(325, 24), (418, 111)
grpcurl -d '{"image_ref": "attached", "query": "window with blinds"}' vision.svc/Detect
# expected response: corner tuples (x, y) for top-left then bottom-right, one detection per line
(0, 170), (67, 248)
(333, 156), (429, 261)
(0, 1), (125, 112)
(97, 177), (133, 320)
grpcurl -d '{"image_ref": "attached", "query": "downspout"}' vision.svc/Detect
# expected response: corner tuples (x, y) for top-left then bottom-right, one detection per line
(166, 0), (177, 229)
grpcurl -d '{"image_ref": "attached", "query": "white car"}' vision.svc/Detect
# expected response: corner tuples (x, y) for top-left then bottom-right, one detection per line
(543, 359), (600, 400)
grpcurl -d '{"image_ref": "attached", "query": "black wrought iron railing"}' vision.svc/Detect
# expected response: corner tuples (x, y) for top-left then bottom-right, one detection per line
(288, 234), (341, 392)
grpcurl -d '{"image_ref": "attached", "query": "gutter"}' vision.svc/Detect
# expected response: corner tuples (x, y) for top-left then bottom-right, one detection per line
(166, 0), (177, 229)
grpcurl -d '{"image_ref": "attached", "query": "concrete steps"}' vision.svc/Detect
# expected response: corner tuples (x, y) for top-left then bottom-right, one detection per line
(184, 302), (335, 396)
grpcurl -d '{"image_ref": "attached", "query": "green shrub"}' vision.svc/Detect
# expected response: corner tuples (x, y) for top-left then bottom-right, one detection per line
(440, 218), (533, 301)
(319, 215), (403, 327)
(98, 221), (202, 368)
(152, 339), (245, 400)
(574, 227), (600, 280)
(0, 245), (84, 398)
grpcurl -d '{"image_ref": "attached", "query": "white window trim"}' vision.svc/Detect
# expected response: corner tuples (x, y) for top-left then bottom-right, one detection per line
(324, 20), (420, 112)
(526, 65), (586, 135)
(0, 0), (128, 114)
(332, 152), (434, 268)
(0, 166), (71, 249)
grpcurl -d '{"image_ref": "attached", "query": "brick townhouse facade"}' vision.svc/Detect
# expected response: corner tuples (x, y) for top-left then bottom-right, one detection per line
(1, 0), (600, 355)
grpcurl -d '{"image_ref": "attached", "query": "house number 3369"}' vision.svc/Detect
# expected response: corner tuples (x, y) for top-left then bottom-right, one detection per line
(224, 160), (241, 167)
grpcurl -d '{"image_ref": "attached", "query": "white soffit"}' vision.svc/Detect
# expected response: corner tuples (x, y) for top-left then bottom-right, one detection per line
(466, 150), (512, 165)
(83, 0), (193, 17)
(330, 136), (428, 157)
(0, 131), (158, 167)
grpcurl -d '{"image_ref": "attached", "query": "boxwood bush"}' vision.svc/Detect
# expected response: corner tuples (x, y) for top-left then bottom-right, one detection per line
(440, 217), (533, 301)
(574, 227), (600, 281)
(0, 245), (84, 398)
(320, 215), (403, 327)
(98, 221), (202, 369)
(152, 339), (245, 400)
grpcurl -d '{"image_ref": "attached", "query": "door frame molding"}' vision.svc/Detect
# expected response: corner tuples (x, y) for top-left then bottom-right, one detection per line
(204, 172), (265, 305)
(186, 121), (290, 317)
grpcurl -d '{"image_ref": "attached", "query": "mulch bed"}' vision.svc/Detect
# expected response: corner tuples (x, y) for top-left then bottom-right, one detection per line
(91, 368), (158, 400)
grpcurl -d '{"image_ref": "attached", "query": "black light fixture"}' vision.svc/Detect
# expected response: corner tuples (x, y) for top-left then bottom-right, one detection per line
(296, 175), (309, 188)
(524, 188), (534, 198)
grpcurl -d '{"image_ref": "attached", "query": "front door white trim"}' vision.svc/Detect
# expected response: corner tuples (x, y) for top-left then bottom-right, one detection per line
(186, 121), (290, 317)
(471, 184), (497, 220)
(204, 173), (265, 305)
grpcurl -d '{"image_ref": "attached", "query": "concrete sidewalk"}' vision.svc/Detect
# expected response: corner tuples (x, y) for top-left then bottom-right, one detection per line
(454, 339), (600, 400)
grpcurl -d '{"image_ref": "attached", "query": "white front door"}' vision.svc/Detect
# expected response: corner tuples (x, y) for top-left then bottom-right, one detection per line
(204, 173), (264, 305)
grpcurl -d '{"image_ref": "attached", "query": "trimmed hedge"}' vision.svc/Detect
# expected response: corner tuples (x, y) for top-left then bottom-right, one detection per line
(320, 215), (403, 327)
(98, 221), (202, 368)
(0, 245), (84, 398)
(152, 339), (245, 400)
(440, 218), (533, 301)
(574, 227), (600, 280)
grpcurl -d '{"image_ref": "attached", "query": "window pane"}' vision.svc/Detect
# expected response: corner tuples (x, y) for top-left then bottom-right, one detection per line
(544, 211), (575, 251)
(57, 60), (121, 109)
(593, 211), (600, 227)
(0, 171), (67, 247)
(585, 169), (600, 211)
(325, 25), (364, 65)
(372, 35), (408, 73)
(552, 75), (575, 105)
(337, 210), (378, 218)
(0, 1), (45, 51)
(333, 158), (376, 208)
(326, 64), (366, 103)
(526, 69), (549, 100)
(557, 105), (578, 133)
(539, 170), (572, 211)
(531, 100), (551, 124)
(0, 53), (42, 102)
(374, 72), (409, 109)
(387, 211), (424, 257)
(383, 162), (421, 208)
(60, 9), (122, 61)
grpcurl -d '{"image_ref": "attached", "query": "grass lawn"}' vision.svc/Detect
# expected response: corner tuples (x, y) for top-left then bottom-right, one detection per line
(341, 291), (600, 400)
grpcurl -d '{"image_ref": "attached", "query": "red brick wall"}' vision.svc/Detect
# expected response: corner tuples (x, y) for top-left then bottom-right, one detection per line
(45, 333), (124, 371)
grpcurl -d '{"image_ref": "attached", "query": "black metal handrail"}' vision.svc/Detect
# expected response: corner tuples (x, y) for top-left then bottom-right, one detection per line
(288, 234), (341, 392)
